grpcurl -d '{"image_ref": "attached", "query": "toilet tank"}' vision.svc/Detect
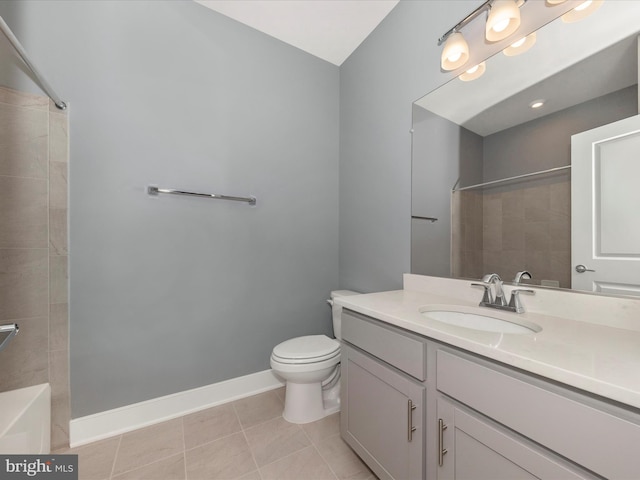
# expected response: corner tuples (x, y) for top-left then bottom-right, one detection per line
(329, 290), (359, 340)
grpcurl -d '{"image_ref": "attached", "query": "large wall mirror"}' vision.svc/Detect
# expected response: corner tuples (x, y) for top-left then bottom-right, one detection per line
(411, 1), (640, 294)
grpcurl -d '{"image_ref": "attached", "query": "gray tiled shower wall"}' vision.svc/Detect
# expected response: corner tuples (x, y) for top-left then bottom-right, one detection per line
(452, 178), (571, 288)
(0, 85), (70, 450)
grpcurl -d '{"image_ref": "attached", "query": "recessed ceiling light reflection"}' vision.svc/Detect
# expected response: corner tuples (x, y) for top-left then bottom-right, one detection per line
(529, 99), (545, 109)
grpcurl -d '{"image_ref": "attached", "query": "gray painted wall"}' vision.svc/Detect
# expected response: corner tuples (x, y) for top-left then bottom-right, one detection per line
(411, 106), (483, 277)
(0, 1), (339, 417)
(338, 1), (475, 293)
(483, 86), (638, 181)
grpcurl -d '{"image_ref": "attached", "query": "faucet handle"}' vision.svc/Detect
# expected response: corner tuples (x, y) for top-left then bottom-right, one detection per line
(508, 289), (535, 313)
(471, 282), (493, 305)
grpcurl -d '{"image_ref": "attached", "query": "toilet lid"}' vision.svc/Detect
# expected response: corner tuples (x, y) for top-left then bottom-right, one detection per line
(272, 335), (340, 363)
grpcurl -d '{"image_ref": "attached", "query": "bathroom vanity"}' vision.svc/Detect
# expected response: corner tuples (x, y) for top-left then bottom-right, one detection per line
(337, 275), (640, 480)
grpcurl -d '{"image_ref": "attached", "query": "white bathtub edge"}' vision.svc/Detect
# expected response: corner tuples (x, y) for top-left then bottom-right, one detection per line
(70, 369), (284, 447)
(0, 383), (51, 454)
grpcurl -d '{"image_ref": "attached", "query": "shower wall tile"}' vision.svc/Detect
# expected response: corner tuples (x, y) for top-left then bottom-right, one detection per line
(524, 221), (550, 252)
(49, 112), (68, 165)
(0, 248), (49, 321)
(49, 208), (68, 255)
(0, 86), (70, 448)
(0, 316), (49, 391)
(50, 255), (69, 305)
(0, 102), (48, 178)
(455, 178), (571, 288)
(0, 175), (48, 248)
(50, 302), (69, 352)
(50, 348), (71, 451)
(50, 161), (68, 209)
(48, 102), (70, 449)
(0, 86), (49, 110)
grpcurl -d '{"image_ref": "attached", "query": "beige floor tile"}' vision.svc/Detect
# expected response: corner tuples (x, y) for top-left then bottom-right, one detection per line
(233, 391), (283, 429)
(183, 403), (242, 450)
(273, 386), (285, 403)
(186, 432), (257, 480)
(259, 446), (337, 480)
(238, 471), (262, 480)
(244, 417), (310, 467)
(112, 453), (185, 480)
(302, 413), (340, 445)
(316, 434), (376, 480)
(113, 419), (183, 476)
(68, 436), (121, 480)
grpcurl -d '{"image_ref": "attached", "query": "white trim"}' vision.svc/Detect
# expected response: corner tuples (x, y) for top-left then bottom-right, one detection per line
(69, 369), (284, 447)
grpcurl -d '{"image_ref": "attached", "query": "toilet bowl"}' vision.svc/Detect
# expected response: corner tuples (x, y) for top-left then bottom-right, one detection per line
(270, 290), (359, 424)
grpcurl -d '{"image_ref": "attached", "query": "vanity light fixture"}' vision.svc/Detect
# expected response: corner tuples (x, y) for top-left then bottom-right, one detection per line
(503, 31), (536, 56)
(529, 99), (545, 109)
(459, 62), (487, 82)
(441, 31), (470, 71)
(561, 0), (603, 23)
(545, 0), (568, 4)
(438, 0), (528, 71)
(486, 0), (522, 42)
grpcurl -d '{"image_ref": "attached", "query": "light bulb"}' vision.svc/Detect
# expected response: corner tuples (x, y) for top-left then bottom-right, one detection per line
(492, 18), (511, 33)
(561, 0), (603, 23)
(448, 51), (462, 63)
(486, 0), (521, 42)
(459, 62), (486, 82)
(503, 32), (536, 57)
(575, 0), (593, 11)
(441, 32), (469, 71)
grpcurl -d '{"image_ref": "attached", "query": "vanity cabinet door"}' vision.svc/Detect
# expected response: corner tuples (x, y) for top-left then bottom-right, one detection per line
(437, 397), (595, 480)
(341, 343), (425, 480)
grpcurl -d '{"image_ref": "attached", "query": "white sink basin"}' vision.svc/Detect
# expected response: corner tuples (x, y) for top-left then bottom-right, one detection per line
(419, 307), (541, 334)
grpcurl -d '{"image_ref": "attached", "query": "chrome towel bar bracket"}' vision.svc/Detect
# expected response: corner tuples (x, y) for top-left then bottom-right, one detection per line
(148, 186), (256, 205)
(0, 323), (19, 353)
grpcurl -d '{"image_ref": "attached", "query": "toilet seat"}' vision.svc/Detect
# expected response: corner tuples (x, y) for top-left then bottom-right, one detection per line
(272, 335), (340, 365)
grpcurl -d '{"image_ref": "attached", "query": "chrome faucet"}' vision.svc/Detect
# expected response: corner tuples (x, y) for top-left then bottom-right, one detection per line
(482, 273), (507, 306)
(472, 273), (535, 313)
(513, 270), (532, 284)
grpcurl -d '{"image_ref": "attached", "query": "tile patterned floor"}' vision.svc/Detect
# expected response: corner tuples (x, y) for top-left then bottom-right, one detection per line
(59, 388), (377, 480)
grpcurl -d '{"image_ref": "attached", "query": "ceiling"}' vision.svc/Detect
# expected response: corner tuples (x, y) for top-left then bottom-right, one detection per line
(194, 0), (399, 66)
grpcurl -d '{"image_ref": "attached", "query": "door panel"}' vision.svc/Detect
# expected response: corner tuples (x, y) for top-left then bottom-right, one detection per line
(571, 114), (640, 294)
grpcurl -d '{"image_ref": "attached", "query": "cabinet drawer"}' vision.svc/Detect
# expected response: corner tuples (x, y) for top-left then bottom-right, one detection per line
(437, 349), (640, 479)
(342, 310), (426, 380)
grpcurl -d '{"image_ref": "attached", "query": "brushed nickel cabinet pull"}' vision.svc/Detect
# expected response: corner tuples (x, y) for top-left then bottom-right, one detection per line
(408, 399), (417, 442)
(438, 418), (448, 466)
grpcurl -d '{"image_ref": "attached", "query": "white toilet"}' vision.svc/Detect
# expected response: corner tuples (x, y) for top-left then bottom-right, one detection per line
(270, 290), (359, 424)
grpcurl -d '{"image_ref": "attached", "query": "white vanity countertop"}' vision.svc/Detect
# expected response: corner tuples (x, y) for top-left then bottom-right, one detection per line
(335, 288), (640, 411)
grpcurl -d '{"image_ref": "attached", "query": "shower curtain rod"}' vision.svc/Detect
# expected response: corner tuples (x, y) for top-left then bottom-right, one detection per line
(0, 16), (66, 110)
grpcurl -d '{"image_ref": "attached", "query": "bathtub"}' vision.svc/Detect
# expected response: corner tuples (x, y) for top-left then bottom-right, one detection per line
(0, 383), (50, 453)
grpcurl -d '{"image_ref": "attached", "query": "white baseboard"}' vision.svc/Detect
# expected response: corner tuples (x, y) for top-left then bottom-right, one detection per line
(70, 369), (284, 447)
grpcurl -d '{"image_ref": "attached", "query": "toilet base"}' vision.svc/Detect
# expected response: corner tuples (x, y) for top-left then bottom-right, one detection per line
(282, 381), (340, 424)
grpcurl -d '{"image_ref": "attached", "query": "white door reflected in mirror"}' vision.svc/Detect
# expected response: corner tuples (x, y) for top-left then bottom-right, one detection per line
(571, 114), (640, 296)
